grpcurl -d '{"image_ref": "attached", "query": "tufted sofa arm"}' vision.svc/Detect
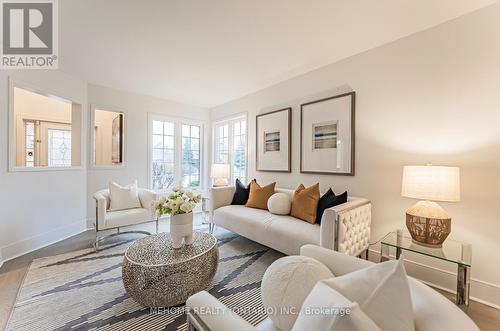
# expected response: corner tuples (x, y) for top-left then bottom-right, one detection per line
(320, 198), (371, 256)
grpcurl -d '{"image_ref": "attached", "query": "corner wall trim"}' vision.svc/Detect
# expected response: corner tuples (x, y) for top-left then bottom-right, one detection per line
(0, 220), (89, 264)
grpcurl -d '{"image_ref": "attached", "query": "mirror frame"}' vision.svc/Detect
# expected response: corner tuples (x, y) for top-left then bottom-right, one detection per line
(90, 104), (127, 169)
(8, 77), (85, 172)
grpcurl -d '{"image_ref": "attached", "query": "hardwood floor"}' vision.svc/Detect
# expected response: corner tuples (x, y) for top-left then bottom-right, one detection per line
(436, 289), (500, 331)
(1, 219), (499, 331)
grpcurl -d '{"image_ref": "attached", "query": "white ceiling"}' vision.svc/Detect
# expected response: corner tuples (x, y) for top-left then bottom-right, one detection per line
(59, 0), (498, 108)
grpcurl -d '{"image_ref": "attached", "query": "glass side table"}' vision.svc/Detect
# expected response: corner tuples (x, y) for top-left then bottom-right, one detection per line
(201, 196), (215, 233)
(380, 231), (472, 309)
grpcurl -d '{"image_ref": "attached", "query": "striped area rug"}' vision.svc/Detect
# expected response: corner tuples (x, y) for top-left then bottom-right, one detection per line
(6, 230), (284, 331)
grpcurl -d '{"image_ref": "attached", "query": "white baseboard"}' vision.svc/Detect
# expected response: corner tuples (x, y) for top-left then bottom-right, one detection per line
(0, 248), (3, 268)
(0, 220), (89, 264)
(368, 248), (500, 309)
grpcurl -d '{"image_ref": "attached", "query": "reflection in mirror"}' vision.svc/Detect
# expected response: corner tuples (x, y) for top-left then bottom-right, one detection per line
(93, 108), (124, 166)
(13, 86), (82, 168)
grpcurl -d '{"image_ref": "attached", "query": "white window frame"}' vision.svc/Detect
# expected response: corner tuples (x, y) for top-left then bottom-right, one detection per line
(148, 113), (205, 193)
(211, 113), (248, 185)
(8, 77), (85, 172)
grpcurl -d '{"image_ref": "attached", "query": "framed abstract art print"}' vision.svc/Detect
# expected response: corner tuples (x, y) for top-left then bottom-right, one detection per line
(300, 92), (355, 175)
(256, 107), (291, 172)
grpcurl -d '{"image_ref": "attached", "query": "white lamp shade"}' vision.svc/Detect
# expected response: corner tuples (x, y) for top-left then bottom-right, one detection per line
(401, 165), (460, 202)
(210, 163), (230, 179)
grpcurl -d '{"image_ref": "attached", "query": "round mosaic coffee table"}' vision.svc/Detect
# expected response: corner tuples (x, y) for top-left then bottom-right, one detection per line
(122, 231), (218, 307)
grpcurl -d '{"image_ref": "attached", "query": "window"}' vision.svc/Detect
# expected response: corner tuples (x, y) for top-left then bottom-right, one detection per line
(214, 124), (228, 163)
(48, 129), (72, 167)
(10, 84), (82, 170)
(25, 121), (35, 167)
(152, 120), (175, 191)
(92, 107), (125, 167)
(150, 116), (204, 192)
(232, 120), (247, 183)
(182, 124), (201, 188)
(213, 116), (247, 184)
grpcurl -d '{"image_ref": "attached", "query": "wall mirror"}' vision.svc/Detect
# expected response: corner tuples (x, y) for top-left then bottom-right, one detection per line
(92, 107), (125, 167)
(10, 84), (82, 170)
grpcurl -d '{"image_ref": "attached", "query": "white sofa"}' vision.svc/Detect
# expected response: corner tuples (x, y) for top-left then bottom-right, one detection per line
(209, 186), (372, 256)
(186, 245), (479, 331)
(93, 187), (157, 250)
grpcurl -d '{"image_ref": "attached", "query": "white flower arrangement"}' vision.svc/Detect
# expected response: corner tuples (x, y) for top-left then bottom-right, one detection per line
(152, 187), (202, 216)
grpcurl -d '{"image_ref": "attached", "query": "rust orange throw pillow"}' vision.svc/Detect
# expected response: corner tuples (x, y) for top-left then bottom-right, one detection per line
(291, 183), (320, 224)
(246, 181), (276, 210)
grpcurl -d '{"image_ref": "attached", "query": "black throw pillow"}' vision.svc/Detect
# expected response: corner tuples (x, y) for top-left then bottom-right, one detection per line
(315, 189), (348, 224)
(231, 179), (255, 205)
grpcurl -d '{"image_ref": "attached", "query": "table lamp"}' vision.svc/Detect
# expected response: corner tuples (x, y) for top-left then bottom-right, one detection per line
(401, 165), (460, 247)
(210, 164), (230, 187)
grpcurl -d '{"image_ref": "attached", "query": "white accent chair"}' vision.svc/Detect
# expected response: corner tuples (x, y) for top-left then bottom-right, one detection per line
(209, 186), (372, 256)
(186, 245), (479, 331)
(93, 187), (157, 250)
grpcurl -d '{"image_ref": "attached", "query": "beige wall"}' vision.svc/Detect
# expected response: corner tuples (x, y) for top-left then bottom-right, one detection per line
(210, 4), (500, 307)
(0, 70), (88, 265)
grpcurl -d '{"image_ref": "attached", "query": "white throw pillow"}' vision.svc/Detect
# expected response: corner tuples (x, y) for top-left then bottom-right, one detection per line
(292, 281), (381, 331)
(109, 181), (142, 211)
(323, 259), (415, 331)
(261, 256), (334, 331)
(361, 259), (415, 331)
(267, 192), (292, 215)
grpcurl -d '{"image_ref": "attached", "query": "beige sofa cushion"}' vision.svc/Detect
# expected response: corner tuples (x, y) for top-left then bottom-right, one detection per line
(104, 208), (152, 229)
(213, 205), (320, 255)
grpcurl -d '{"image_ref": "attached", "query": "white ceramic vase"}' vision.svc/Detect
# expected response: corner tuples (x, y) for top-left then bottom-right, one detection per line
(170, 212), (194, 249)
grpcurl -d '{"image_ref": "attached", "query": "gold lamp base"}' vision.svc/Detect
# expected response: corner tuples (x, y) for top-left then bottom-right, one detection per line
(405, 201), (451, 248)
